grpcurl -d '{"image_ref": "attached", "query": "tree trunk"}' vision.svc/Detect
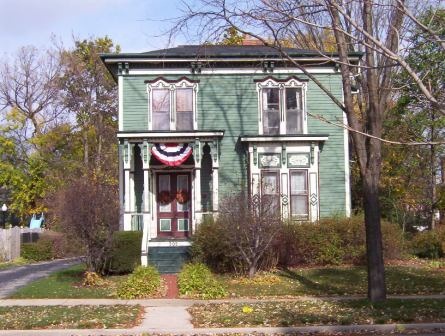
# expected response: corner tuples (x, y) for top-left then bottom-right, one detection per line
(83, 130), (89, 168)
(363, 170), (386, 302)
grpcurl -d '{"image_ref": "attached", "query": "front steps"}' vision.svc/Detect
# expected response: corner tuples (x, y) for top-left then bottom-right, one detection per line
(147, 245), (190, 274)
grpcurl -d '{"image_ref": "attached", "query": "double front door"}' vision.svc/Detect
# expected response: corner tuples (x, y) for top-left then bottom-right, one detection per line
(156, 172), (191, 238)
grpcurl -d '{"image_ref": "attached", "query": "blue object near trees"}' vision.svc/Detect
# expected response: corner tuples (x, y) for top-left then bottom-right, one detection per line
(29, 213), (44, 229)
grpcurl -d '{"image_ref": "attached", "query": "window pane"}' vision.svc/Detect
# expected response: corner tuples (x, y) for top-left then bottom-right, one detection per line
(263, 88), (280, 135)
(153, 112), (169, 130)
(177, 219), (189, 231)
(152, 89), (170, 130)
(290, 171), (307, 194)
(176, 112), (193, 130)
(176, 89), (193, 112)
(153, 89), (170, 112)
(160, 219), (172, 231)
(177, 175), (189, 212)
(291, 195), (308, 216)
(286, 88), (303, 133)
(159, 175), (171, 212)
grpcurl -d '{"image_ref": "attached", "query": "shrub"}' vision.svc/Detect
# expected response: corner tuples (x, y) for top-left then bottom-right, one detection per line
(410, 230), (444, 259)
(21, 237), (54, 261)
(191, 217), (240, 273)
(116, 265), (162, 299)
(178, 262), (227, 299)
(109, 231), (142, 274)
(279, 216), (405, 266)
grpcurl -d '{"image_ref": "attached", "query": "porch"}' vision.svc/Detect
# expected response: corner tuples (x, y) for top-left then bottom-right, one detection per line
(117, 131), (223, 267)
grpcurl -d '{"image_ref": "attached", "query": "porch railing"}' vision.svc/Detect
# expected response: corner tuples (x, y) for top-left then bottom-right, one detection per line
(131, 214), (143, 231)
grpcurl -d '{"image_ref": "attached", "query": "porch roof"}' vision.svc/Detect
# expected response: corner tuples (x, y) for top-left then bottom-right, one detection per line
(117, 130), (224, 142)
(240, 134), (329, 143)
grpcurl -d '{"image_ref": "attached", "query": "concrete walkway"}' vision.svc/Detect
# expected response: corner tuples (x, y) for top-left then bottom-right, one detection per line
(0, 297), (445, 335)
(0, 257), (82, 298)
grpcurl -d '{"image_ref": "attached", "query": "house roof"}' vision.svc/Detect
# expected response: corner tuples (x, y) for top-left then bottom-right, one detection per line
(100, 44), (363, 60)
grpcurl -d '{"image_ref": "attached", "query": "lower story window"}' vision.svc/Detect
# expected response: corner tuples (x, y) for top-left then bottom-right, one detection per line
(290, 170), (309, 219)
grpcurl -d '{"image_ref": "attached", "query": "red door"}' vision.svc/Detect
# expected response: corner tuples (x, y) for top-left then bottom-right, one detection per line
(157, 172), (191, 238)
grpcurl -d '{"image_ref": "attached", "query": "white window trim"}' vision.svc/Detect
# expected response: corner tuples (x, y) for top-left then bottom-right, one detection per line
(256, 77), (307, 135)
(146, 78), (199, 131)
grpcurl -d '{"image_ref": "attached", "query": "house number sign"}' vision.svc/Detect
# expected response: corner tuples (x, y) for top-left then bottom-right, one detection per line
(259, 154), (281, 168)
(287, 153), (310, 168)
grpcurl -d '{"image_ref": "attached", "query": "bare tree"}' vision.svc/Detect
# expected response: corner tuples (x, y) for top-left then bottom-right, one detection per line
(0, 46), (64, 139)
(218, 193), (282, 277)
(171, 0), (444, 301)
(52, 176), (119, 274)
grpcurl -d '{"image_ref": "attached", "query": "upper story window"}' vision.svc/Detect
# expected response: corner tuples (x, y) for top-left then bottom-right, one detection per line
(256, 76), (307, 135)
(146, 77), (198, 131)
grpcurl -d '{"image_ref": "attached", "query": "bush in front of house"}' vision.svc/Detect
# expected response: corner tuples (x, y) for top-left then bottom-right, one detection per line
(21, 236), (55, 261)
(116, 265), (162, 299)
(280, 216), (405, 266)
(21, 231), (82, 262)
(178, 262), (227, 299)
(410, 229), (444, 259)
(108, 231), (142, 274)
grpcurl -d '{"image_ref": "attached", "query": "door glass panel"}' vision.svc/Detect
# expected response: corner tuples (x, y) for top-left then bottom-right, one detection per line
(286, 88), (303, 133)
(159, 219), (172, 231)
(262, 171), (279, 213)
(152, 89), (170, 130)
(177, 175), (189, 212)
(176, 89), (193, 130)
(158, 175), (171, 212)
(262, 88), (280, 135)
(177, 219), (189, 231)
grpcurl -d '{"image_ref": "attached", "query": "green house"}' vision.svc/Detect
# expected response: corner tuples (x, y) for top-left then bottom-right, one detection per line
(101, 45), (357, 273)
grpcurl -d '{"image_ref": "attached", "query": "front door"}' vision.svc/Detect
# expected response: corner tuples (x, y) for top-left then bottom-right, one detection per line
(157, 172), (191, 238)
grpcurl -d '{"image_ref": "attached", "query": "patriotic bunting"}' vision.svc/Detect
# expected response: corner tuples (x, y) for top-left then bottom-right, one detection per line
(151, 143), (193, 166)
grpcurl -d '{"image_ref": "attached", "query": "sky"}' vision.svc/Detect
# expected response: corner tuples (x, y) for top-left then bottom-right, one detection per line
(0, 0), (194, 56)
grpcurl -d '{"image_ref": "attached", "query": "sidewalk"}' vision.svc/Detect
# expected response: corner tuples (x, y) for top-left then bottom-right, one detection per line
(1, 297), (445, 335)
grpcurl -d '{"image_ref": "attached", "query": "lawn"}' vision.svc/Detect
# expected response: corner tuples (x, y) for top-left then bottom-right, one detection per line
(189, 299), (445, 327)
(0, 305), (143, 329)
(219, 265), (445, 297)
(9, 264), (126, 299)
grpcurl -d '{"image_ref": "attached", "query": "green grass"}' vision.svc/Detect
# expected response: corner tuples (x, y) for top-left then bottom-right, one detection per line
(0, 258), (31, 270)
(9, 264), (126, 299)
(0, 305), (143, 329)
(219, 265), (445, 297)
(189, 299), (445, 327)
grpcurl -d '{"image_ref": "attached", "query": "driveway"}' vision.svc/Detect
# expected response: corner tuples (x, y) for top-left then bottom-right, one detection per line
(0, 257), (82, 298)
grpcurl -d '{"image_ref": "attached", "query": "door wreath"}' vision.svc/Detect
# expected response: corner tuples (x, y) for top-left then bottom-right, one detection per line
(158, 190), (172, 204)
(176, 189), (189, 204)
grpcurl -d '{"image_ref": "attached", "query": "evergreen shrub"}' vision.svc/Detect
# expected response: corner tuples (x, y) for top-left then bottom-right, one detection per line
(116, 265), (162, 299)
(109, 231), (142, 274)
(178, 262), (227, 299)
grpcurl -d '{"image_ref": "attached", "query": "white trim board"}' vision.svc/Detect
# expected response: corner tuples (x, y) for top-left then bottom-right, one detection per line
(117, 131), (224, 139)
(104, 56), (361, 63)
(240, 136), (328, 142)
(128, 68), (339, 75)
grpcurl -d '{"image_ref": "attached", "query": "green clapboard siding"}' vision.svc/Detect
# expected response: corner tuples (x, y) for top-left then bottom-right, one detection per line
(121, 72), (347, 217)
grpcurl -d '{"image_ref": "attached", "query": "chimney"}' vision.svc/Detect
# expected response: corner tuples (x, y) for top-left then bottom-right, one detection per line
(242, 34), (264, 46)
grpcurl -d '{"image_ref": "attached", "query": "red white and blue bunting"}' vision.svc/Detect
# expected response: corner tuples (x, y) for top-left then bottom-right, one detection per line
(151, 143), (193, 166)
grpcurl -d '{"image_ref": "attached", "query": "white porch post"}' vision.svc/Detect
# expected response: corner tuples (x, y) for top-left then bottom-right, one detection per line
(141, 141), (151, 266)
(193, 139), (202, 231)
(211, 140), (219, 212)
(123, 141), (132, 230)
